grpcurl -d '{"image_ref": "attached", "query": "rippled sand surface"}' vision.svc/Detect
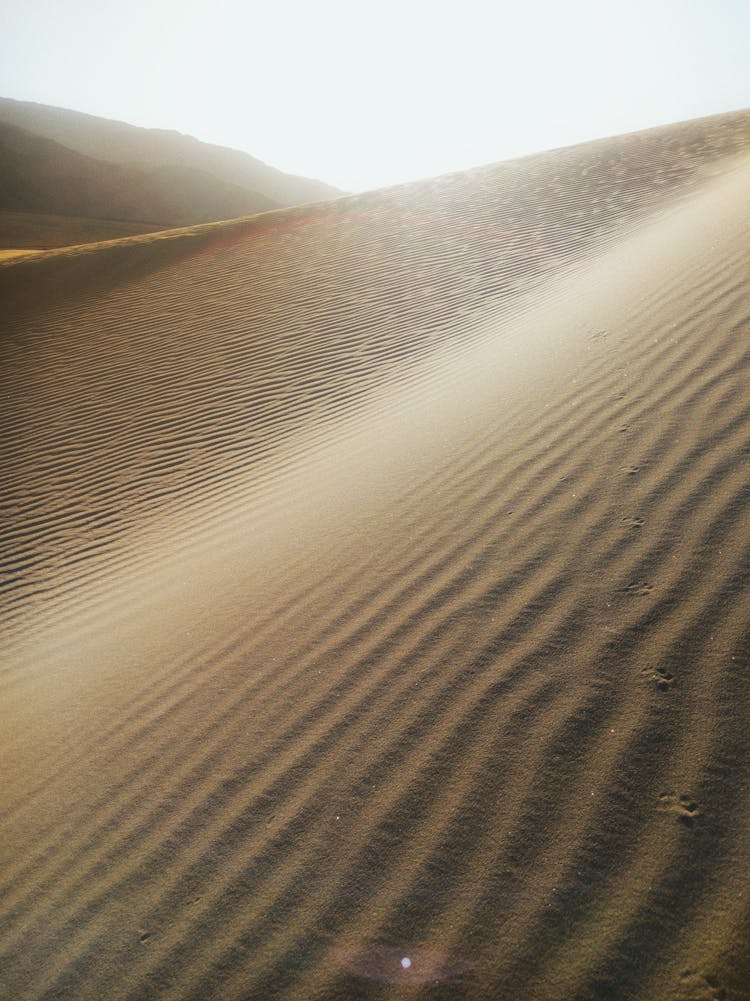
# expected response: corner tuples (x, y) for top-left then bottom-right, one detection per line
(2, 110), (750, 1001)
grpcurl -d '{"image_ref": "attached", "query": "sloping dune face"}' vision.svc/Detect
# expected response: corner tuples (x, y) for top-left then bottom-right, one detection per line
(1, 111), (750, 1001)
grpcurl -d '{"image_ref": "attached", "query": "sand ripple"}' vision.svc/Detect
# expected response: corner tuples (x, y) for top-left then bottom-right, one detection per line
(1, 110), (750, 1000)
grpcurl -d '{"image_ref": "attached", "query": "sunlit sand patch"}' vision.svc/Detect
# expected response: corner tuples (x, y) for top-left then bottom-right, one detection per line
(0, 248), (44, 260)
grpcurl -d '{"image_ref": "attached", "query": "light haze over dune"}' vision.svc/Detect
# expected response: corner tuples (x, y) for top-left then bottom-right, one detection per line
(1, 0), (749, 189)
(2, 2), (750, 997)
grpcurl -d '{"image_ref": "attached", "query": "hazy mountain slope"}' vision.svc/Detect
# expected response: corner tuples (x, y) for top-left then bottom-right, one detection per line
(0, 121), (278, 228)
(0, 121), (173, 223)
(0, 96), (342, 206)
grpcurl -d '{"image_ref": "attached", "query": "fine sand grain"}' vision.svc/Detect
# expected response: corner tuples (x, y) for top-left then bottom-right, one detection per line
(1, 110), (750, 1001)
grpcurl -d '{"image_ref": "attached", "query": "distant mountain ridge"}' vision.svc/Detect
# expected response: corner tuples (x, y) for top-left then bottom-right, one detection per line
(0, 97), (342, 209)
(0, 121), (280, 227)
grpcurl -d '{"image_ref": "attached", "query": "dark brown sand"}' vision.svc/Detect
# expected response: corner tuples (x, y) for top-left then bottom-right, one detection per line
(0, 210), (162, 250)
(1, 110), (750, 1001)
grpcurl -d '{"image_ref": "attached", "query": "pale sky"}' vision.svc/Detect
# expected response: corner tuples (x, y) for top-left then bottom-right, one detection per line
(1, 0), (749, 191)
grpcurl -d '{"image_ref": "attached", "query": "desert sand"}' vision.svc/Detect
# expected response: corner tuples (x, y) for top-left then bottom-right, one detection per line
(0, 211), (163, 251)
(0, 249), (42, 261)
(1, 110), (750, 1000)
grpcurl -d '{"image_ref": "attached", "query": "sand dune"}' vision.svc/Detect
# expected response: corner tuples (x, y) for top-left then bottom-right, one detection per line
(1, 110), (750, 1001)
(0, 211), (162, 251)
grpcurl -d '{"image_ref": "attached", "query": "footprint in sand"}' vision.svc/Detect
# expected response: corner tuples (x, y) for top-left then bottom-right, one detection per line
(677, 969), (727, 1000)
(641, 666), (675, 691)
(659, 792), (701, 826)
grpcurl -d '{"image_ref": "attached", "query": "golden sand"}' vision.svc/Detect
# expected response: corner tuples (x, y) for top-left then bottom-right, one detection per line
(1, 110), (750, 1000)
(0, 248), (43, 260)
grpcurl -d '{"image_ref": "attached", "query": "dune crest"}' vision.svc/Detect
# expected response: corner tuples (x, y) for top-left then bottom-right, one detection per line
(2, 110), (750, 1000)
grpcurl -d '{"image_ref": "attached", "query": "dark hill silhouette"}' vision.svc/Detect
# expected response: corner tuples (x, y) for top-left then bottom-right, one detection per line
(0, 97), (342, 207)
(0, 121), (278, 227)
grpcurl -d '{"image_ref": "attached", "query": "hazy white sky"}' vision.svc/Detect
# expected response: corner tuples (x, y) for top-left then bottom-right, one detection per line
(1, 0), (749, 191)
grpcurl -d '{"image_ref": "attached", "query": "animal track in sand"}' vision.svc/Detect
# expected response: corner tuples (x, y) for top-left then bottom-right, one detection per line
(622, 515), (645, 528)
(659, 792), (701, 826)
(677, 969), (727, 1000)
(641, 666), (675, 691)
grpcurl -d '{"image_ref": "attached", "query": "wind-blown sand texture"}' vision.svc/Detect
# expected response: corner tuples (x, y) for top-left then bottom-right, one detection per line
(2, 110), (750, 1001)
